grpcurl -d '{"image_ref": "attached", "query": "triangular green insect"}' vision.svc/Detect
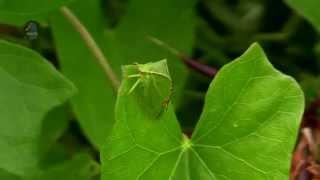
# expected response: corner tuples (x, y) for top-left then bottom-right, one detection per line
(124, 60), (173, 119)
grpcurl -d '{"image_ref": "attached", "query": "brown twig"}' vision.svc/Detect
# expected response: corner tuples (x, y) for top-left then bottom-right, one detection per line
(147, 36), (218, 77)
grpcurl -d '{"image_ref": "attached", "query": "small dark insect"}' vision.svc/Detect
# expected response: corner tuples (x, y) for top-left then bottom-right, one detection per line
(24, 21), (39, 40)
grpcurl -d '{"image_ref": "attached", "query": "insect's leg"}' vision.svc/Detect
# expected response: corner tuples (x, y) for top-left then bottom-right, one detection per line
(128, 78), (142, 95)
(127, 74), (141, 78)
(155, 108), (164, 119)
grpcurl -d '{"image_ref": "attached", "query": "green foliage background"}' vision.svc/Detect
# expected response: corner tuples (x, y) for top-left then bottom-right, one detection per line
(0, 0), (319, 179)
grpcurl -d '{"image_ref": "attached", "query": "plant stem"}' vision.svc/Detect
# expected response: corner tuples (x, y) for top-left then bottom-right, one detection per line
(183, 59), (217, 77)
(147, 36), (181, 57)
(60, 6), (120, 91)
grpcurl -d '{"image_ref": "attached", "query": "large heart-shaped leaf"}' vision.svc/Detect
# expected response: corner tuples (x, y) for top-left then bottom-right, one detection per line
(0, 0), (72, 25)
(101, 43), (304, 179)
(0, 40), (76, 178)
(286, 0), (320, 32)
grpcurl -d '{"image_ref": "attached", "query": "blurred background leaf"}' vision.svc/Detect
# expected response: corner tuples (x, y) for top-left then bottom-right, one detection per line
(0, 40), (75, 178)
(0, 0), (73, 25)
(286, 0), (320, 32)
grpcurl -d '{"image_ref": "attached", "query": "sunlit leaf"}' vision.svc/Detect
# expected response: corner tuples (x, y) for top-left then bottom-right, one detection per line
(101, 43), (304, 179)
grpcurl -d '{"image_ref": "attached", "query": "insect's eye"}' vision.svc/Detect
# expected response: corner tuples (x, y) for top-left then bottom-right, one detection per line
(24, 21), (39, 40)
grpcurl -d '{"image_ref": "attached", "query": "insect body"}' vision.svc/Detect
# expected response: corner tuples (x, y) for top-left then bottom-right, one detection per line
(126, 61), (173, 118)
(24, 21), (39, 40)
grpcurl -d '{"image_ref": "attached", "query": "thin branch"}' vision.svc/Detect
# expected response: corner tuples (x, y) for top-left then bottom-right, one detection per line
(147, 36), (181, 57)
(147, 36), (218, 77)
(60, 6), (120, 91)
(302, 128), (317, 157)
(184, 59), (218, 77)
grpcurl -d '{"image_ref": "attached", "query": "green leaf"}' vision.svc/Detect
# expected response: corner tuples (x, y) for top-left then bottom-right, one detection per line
(50, 0), (117, 149)
(39, 105), (70, 157)
(190, 43), (304, 179)
(2, 152), (99, 180)
(102, 59), (183, 179)
(286, 0), (320, 32)
(28, 153), (99, 180)
(101, 43), (304, 179)
(0, 40), (76, 178)
(0, 0), (73, 25)
(0, 169), (20, 180)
